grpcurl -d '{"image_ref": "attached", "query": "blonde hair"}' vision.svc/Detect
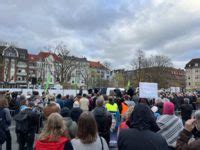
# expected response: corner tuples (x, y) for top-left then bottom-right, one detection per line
(123, 106), (134, 120)
(39, 113), (67, 141)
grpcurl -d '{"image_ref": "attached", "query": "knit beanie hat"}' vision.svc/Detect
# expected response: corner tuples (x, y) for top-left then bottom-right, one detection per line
(163, 102), (174, 115)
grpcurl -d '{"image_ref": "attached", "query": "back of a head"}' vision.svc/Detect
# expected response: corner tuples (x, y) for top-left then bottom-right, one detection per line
(61, 107), (70, 117)
(43, 103), (61, 119)
(19, 95), (27, 106)
(40, 113), (66, 141)
(129, 104), (159, 132)
(48, 95), (55, 102)
(77, 112), (97, 144)
(184, 98), (190, 104)
(56, 94), (62, 99)
(96, 97), (104, 107)
(163, 102), (174, 115)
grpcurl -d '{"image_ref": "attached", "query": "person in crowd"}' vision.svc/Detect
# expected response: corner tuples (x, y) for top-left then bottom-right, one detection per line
(118, 106), (134, 132)
(176, 110), (200, 150)
(105, 96), (119, 113)
(0, 95), (12, 150)
(61, 107), (78, 139)
(123, 95), (135, 107)
(43, 103), (61, 119)
(70, 101), (83, 123)
(92, 97), (112, 144)
(157, 101), (183, 149)
(46, 94), (60, 109)
(155, 98), (164, 115)
(138, 98), (150, 106)
(64, 95), (74, 110)
(14, 96), (40, 150)
(19, 95), (29, 111)
(9, 92), (20, 113)
(105, 96), (120, 132)
(120, 98), (129, 116)
(180, 98), (193, 125)
(56, 94), (64, 109)
(79, 94), (89, 111)
(118, 104), (167, 150)
(151, 106), (161, 120)
(70, 111), (109, 150)
(35, 113), (71, 150)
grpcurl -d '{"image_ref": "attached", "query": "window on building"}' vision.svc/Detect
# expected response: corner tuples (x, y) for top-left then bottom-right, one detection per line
(188, 76), (190, 79)
(195, 76), (199, 79)
(195, 69), (198, 73)
(188, 82), (191, 86)
(20, 54), (25, 59)
(195, 63), (199, 67)
(18, 70), (21, 73)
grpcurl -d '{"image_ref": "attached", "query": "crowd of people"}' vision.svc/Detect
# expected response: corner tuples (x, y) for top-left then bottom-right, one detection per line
(0, 88), (200, 150)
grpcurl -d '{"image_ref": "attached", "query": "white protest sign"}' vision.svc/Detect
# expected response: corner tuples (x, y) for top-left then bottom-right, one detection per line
(139, 82), (158, 98)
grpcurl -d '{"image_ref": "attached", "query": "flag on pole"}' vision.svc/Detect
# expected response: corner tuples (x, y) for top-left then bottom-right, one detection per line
(126, 80), (131, 90)
(45, 74), (51, 93)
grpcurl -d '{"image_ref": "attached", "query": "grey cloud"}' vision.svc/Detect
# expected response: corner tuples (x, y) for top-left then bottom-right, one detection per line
(0, 0), (199, 69)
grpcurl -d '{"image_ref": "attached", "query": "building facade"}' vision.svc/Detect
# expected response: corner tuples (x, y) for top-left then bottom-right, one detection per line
(0, 45), (28, 88)
(185, 58), (200, 91)
(29, 52), (62, 88)
(68, 56), (89, 88)
(89, 61), (111, 88)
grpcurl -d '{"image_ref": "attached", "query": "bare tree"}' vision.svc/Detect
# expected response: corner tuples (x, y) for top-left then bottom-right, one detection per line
(130, 50), (173, 88)
(46, 42), (82, 86)
(79, 64), (90, 89)
(103, 61), (112, 70)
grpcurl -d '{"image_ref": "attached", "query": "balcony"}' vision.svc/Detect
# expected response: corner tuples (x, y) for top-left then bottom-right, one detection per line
(16, 80), (27, 84)
(17, 64), (27, 68)
(17, 72), (27, 76)
(29, 65), (36, 69)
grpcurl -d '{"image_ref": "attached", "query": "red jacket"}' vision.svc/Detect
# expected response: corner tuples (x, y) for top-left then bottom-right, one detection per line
(35, 136), (69, 150)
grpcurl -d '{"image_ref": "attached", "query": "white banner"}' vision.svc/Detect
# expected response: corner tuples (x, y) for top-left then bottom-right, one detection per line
(139, 82), (158, 98)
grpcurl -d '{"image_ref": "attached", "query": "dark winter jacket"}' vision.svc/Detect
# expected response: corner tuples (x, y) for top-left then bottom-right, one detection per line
(118, 129), (169, 150)
(176, 129), (200, 150)
(118, 104), (167, 150)
(92, 107), (112, 144)
(180, 104), (193, 121)
(70, 107), (83, 123)
(0, 107), (11, 131)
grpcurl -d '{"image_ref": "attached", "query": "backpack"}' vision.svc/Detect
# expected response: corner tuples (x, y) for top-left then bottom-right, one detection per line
(14, 109), (35, 134)
(0, 108), (7, 144)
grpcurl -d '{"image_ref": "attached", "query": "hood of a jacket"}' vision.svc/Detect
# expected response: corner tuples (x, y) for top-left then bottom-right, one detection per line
(129, 104), (160, 132)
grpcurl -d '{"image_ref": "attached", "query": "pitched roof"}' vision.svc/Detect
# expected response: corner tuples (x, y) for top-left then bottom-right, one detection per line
(38, 52), (62, 62)
(28, 54), (39, 62)
(185, 58), (200, 68)
(64, 56), (87, 62)
(89, 61), (108, 70)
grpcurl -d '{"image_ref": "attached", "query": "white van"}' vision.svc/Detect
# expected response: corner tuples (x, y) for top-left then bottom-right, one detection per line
(100, 87), (125, 96)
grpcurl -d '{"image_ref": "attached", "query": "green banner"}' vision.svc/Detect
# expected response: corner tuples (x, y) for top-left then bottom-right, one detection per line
(126, 80), (131, 90)
(45, 74), (51, 93)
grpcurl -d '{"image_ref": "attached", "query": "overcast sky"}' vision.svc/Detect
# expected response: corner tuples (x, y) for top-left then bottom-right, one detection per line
(0, 0), (200, 69)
